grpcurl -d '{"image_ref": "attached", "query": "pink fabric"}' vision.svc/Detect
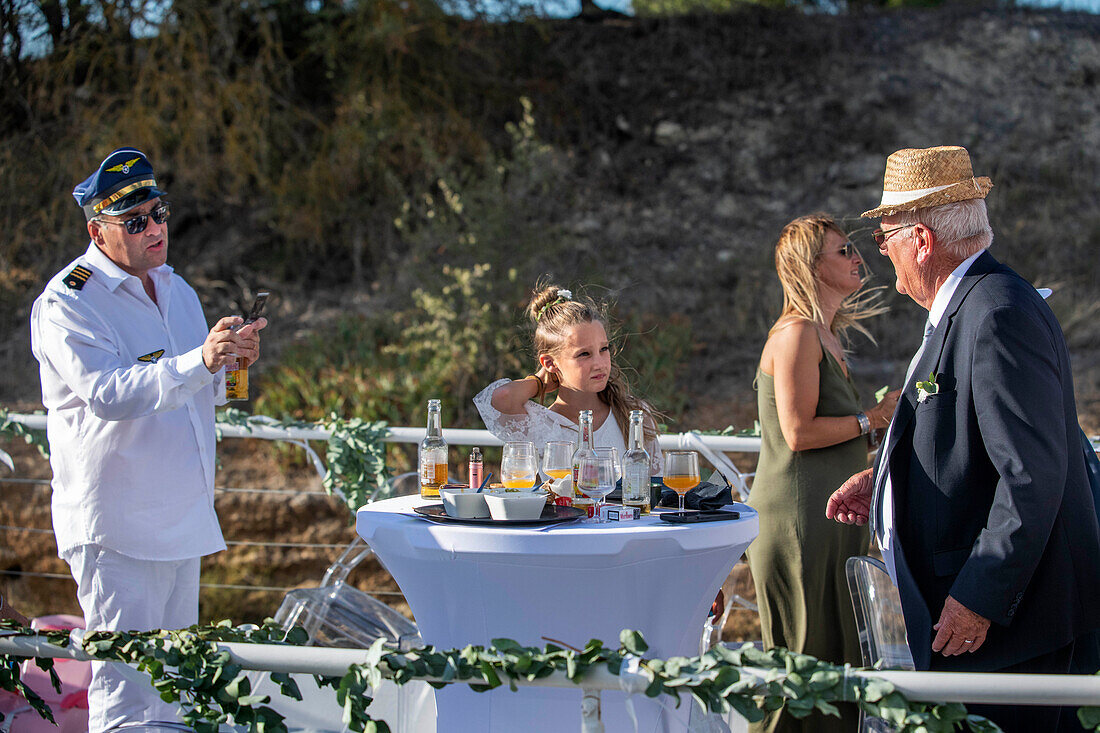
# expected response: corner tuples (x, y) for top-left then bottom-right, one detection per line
(0, 614), (93, 731)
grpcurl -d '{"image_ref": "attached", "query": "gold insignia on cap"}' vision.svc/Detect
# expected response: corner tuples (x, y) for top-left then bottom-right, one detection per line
(105, 158), (141, 174)
(62, 265), (93, 290)
(137, 349), (165, 364)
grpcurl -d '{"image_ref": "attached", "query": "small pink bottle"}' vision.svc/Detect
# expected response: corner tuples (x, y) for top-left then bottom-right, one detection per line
(468, 447), (483, 490)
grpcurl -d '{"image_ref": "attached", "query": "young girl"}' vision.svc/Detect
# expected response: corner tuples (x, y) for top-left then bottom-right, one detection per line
(473, 283), (662, 474)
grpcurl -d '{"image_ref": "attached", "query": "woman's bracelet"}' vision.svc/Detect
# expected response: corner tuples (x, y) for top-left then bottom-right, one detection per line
(522, 375), (544, 402)
(856, 411), (871, 436)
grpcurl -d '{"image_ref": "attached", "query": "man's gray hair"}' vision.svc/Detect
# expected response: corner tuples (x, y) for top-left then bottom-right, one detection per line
(894, 199), (993, 259)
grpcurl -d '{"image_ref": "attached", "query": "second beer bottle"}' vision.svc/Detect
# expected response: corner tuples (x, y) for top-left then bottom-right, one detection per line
(571, 409), (596, 513)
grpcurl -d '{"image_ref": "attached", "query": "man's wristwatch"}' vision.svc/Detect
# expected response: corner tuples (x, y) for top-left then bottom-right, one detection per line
(856, 412), (871, 436)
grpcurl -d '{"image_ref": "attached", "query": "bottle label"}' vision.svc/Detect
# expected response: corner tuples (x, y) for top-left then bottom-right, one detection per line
(419, 455), (435, 484)
(623, 464), (648, 500)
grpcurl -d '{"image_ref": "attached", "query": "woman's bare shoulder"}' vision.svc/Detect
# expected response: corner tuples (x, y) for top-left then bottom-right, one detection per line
(761, 317), (822, 374)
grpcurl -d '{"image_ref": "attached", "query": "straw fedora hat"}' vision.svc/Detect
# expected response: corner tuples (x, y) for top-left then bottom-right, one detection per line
(861, 146), (993, 219)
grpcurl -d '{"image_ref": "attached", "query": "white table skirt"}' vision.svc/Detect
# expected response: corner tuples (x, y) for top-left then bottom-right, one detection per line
(356, 496), (759, 733)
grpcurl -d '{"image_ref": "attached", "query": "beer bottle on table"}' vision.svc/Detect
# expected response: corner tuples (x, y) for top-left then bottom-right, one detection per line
(571, 410), (596, 514)
(419, 399), (448, 498)
(622, 410), (651, 515)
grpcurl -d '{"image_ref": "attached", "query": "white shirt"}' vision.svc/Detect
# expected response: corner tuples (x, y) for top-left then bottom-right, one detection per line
(30, 243), (228, 561)
(880, 248), (985, 583)
(473, 378), (662, 474)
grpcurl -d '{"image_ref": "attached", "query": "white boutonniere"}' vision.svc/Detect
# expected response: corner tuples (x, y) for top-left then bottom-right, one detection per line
(916, 372), (940, 403)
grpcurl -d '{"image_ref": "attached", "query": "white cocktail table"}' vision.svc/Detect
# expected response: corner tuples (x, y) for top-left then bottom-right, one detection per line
(356, 495), (758, 732)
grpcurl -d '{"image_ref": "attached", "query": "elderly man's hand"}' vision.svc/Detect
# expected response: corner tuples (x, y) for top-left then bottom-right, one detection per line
(932, 595), (991, 656)
(202, 316), (268, 373)
(825, 468), (873, 525)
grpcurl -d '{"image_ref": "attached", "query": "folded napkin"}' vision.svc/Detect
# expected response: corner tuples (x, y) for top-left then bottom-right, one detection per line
(658, 481), (733, 510)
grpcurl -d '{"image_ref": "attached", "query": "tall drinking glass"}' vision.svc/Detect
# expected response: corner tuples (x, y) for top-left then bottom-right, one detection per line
(663, 450), (700, 514)
(543, 441), (573, 482)
(578, 452), (616, 522)
(501, 441), (538, 488)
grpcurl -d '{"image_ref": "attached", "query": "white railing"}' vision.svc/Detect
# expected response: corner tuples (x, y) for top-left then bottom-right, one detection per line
(4, 413), (761, 494)
(4, 413), (762, 451)
(3, 634), (1099, 732)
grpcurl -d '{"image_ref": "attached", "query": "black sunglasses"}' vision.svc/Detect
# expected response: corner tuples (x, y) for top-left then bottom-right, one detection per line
(822, 241), (858, 259)
(95, 203), (171, 235)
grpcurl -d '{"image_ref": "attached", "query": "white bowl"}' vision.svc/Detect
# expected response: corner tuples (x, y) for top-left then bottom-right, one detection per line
(484, 491), (548, 521)
(440, 485), (489, 519)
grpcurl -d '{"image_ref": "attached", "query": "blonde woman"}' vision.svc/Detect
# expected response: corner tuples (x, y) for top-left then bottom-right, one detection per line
(747, 215), (900, 733)
(474, 283), (662, 474)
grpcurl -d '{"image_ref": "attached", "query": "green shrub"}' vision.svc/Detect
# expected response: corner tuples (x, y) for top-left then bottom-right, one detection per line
(255, 263), (526, 427)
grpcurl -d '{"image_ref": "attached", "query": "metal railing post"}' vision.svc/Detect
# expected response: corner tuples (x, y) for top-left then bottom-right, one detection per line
(581, 688), (604, 733)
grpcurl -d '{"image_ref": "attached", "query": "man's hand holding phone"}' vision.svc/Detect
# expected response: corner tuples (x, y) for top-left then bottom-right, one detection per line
(203, 292), (269, 373)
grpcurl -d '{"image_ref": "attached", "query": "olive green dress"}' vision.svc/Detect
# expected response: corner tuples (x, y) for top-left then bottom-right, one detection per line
(746, 346), (871, 733)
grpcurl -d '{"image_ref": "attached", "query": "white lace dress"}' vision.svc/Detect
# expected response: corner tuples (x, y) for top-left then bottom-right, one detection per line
(473, 379), (662, 474)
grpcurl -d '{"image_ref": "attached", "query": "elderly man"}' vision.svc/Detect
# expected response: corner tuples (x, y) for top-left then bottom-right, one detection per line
(826, 146), (1100, 731)
(30, 148), (266, 732)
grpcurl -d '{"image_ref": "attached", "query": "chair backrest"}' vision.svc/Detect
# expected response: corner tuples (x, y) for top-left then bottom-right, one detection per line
(275, 581), (421, 652)
(845, 555), (914, 671)
(368, 471), (421, 503)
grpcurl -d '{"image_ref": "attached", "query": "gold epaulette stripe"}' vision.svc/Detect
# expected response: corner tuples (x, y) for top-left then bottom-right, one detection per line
(92, 179), (157, 213)
(63, 265), (93, 290)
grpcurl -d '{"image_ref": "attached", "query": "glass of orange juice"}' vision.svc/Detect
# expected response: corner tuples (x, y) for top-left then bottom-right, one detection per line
(543, 441), (573, 482)
(663, 450), (700, 514)
(502, 441), (538, 488)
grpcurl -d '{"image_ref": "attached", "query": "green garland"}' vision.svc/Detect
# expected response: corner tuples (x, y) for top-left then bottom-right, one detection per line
(4, 622), (1099, 733)
(319, 414), (391, 516)
(0, 624), (63, 726)
(0, 407), (50, 459)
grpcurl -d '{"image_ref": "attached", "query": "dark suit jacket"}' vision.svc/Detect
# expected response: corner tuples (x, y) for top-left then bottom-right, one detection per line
(878, 251), (1100, 671)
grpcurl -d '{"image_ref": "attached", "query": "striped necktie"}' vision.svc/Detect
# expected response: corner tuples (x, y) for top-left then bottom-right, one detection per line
(872, 318), (935, 541)
(904, 319), (936, 386)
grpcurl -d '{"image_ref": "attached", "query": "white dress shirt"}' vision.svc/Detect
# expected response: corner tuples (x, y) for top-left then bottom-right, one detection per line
(30, 243), (228, 561)
(880, 248), (985, 584)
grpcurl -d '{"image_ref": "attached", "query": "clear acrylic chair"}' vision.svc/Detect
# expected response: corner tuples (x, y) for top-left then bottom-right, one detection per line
(845, 555), (915, 733)
(250, 471), (434, 732)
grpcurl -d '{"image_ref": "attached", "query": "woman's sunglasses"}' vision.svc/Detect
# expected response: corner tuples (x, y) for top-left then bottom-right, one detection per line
(822, 241), (859, 259)
(94, 203), (171, 235)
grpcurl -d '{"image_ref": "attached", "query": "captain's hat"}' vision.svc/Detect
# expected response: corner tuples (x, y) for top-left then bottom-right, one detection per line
(73, 148), (167, 220)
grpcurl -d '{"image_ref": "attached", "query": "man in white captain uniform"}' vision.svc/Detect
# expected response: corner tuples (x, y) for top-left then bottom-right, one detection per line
(30, 148), (267, 732)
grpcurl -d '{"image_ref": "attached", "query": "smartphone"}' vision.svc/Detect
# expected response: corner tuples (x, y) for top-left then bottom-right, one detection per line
(242, 292), (269, 326)
(659, 510), (741, 524)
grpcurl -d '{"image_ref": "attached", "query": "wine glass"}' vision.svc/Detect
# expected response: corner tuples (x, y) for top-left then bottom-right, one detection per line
(663, 450), (700, 515)
(594, 447), (620, 483)
(501, 441), (538, 489)
(578, 452), (616, 522)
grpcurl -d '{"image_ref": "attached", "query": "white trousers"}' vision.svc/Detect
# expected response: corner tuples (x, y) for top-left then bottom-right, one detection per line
(65, 545), (200, 733)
